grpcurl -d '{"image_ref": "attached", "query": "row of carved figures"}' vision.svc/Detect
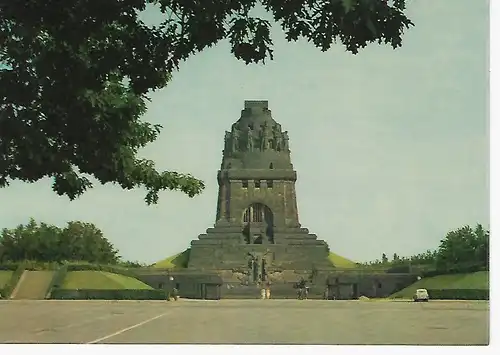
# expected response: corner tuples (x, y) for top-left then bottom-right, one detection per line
(224, 122), (290, 153)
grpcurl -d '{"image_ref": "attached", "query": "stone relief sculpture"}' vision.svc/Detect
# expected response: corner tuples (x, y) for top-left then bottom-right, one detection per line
(247, 251), (260, 282)
(260, 123), (271, 151)
(283, 131), (290, 151)
(272, 125), (282, 151)
(231, 128), (239, 152)
(225, 119), (290, 154)
(224, 131), (231, 152)
(247, 250), (272, 283)
(245, 126), (254, 151)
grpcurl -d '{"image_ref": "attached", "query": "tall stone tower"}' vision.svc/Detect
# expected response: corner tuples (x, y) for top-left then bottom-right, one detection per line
(187, 100), (332, 283)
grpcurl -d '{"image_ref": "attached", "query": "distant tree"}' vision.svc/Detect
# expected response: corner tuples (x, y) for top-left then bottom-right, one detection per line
(1, 0), (413, 204)
(474, 224), (489, 268)
(0, 219), (119, 264)
(58, 221), (119, 264)
(365, 224), (487, 273)
(436, 224), (489, 271)
(407, 249), (437, 265)
(0, 218), (49, 261)
(117, 260), (146, 268)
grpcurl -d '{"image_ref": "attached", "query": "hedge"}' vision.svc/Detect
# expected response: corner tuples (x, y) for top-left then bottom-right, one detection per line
(23, 260), (61, 271)
(422, 263), (487, 278)
(50, 288), (169, 300)
(0, 263), (19, 271)
(44, 264), (69, 299)
(427, 289), (489, 300)
(386, 264), (435, 274)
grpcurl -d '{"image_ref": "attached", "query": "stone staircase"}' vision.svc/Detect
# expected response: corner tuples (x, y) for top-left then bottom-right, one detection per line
(10, 270), (54, 300)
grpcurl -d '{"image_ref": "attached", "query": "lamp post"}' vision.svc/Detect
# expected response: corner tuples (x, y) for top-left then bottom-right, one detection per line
(169, 276), (174, 292)
(169, 276), (178, 301)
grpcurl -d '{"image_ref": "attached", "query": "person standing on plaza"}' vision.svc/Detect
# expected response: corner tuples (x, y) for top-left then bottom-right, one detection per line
(260, 286), (266, 299)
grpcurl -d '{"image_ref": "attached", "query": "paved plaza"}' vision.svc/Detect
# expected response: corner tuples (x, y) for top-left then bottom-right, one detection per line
(0, 299), (489, 345)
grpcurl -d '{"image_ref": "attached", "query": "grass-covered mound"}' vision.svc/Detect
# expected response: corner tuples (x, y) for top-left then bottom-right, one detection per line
(328, 252), (357, 268)
(0, 270), (13, 289)
(61, 271), (152, 290)
(151, 249), (191, 269)
(390, 271), (489, 299)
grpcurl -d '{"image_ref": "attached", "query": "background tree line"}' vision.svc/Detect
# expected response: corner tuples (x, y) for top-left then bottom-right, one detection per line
(0, 220), (489, 273)
(362, 224), (489, 273)
(0, 218), (141, 266)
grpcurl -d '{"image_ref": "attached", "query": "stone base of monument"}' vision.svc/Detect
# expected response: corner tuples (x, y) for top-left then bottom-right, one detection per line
(136, 268), (419, 300)
(219, 282), (326, 299)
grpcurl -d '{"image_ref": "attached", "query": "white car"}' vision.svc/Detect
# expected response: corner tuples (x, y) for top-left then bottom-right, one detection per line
(413, 288), (429, 302)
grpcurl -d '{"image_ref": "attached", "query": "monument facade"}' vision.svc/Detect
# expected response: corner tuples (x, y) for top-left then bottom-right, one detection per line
(186, 100), (333, 285)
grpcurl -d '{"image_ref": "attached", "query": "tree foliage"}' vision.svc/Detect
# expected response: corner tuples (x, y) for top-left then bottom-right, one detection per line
(0, 0), (413, 203)
(363, 224), (489, 273)
(436, 224), (489, 271)
(0, 218), (119, 264)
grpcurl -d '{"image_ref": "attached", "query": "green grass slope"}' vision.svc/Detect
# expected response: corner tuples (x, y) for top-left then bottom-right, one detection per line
(391, 271), (489, 298)
(0, 270), (13, 289)
(328, 252), (357, 268)
(61, 271), (152, 290)
(152, 249), (191, 269)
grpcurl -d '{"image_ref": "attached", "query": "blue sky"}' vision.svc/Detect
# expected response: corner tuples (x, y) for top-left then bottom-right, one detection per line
(0, 0), (489, 264)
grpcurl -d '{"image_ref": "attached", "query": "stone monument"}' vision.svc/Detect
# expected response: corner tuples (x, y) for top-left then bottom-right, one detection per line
(186, 100), (333, 286)
(137, 100), (418, 299)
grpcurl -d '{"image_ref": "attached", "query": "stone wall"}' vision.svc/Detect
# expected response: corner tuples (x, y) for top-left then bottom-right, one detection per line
(136, 270), (417, 300)
(137, 273), (222, 299)
(326, 272), (418, 299)
(223, 178), (298, 227)
(188, 242), (330, 270)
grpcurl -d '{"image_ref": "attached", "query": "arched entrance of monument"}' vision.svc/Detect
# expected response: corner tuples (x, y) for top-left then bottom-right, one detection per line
(242, 203), (274, 244)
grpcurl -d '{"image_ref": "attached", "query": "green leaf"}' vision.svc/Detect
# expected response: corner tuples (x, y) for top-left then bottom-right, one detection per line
(366, 19), (377, 36)
(341, 0), (356, 12)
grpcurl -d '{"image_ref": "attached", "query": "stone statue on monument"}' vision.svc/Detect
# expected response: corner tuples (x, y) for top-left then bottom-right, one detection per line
(283, 131), (290, 151)
(272, 125), (282, 151)
(231, 128), (239, 152)
(247, 252), (257, 282)
(261, 123), (270, 151)
(224, 131), (231, 153)
(245, 126), (254, 151)
(248, 251), (269, 283)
